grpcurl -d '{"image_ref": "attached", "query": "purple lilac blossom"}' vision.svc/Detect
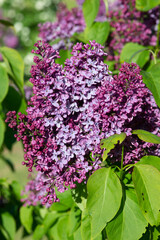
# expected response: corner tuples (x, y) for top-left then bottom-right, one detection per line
(38, 3), (85, 51)
(107, 0), (159, 61)
(6, 41), (160, 206)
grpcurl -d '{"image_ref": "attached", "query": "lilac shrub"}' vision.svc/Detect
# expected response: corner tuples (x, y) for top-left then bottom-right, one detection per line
(38, 3), (85, 51)
(6, 41), (160, 205)
(107, 0), (159, 61)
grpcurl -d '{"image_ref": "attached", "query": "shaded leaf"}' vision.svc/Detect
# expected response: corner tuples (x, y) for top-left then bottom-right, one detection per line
(71, 182), (87, 211)
(0, 19), (13, 26)
(0, 116), (5, 149)
(100, 133), (126, 161)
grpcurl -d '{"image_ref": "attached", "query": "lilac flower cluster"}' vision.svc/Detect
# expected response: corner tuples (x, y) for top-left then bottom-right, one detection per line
(107, 0), (159, 61)
(6, 40), (112, 205)
(6, 41), (160, 206)
(38, 3), (85, 51)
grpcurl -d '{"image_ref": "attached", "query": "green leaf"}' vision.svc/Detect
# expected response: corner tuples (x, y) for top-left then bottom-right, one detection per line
(132, 129), (160, 144)
(0, 47), (24, 94)
(132, 164), (160, 226)
(0, 116), (5, 149)
(55, 49), (72, 66)
(20, 206), (33, 233)
(82, 0), (100, 27)
(33, 225), (45, 240)
(71, 182), (87, 211)
(0, 19), (14, 27)
(142, 63), (160, 107)
(57, 216), (69, 240)
(74, 227), (82, 240)
(10, 180), (22, 200)
(87, 168), (122, 238)
(136, 0), (160, 11)
(62, 0), (78, 9)
(1, 212), (16, 240)
(0, 65), (9, 103)
(68, 206), (81, 236)
(137, 155), (160, 171)
(81, 209), (91, 240)
(2, 86), (26, 114)
(106, 188), (148, 240)
(50, 188), (74, 211)
(43, 212), (59, 231)
(120, 43), (149, 68)
(84, 21), (110, 45)
(100, 133), (126, 161)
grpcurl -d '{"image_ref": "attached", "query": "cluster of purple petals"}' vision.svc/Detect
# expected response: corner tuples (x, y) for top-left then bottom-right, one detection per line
(38, 3), (85, 51)
(107, 0), (159, 61)
(6, 41), (160, 206)
(6, 40), (112, 205)
(92, 62), (160, 163)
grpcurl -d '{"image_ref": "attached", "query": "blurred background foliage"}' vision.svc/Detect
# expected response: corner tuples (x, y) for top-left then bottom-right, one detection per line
(0, 0), (60, 75)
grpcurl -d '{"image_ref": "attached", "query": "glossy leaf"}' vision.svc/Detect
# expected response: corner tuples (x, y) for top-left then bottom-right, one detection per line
(132, 164), (160, 226)
(0, 65), (9, 103)
(0, 116), (5, 149)
(106, 188), (148, 240)
(100, 133), (126, 161)
(0, 47), (24, 94)
(120, 43), (149, 68)
(132, 129), (160, 144)
(82, 0), (100, 27)
(136, 0), (160, 11)
(137, 155), (160, 171)
(142, 63), (160, 107)
(87, 168), (122, 238)
(20, 206), (33, 233)
(1, 212), (16, 240)
(84, 21), (110, 45)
